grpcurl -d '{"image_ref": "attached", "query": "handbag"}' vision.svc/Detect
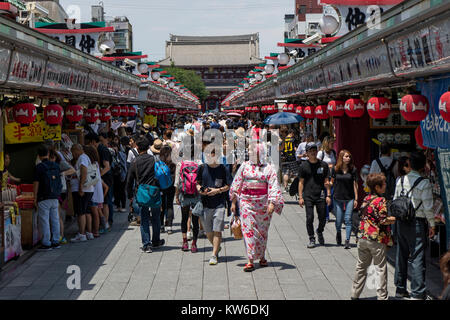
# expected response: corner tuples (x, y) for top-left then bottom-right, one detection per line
(78, 163), (99, 188)
(134, 160), (161, 208)
(192, 201), (204, 217)
(231, 216), (243, 240)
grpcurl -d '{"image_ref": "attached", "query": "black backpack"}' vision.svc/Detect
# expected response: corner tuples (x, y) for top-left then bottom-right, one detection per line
(388, 176), (425, 223)
(283, 137), (296, 162)
(376, 158), (397, 200)
(41, 161), (62, 199)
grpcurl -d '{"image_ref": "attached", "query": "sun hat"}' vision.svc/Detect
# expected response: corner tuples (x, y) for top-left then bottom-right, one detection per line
(150, 139), (163, 154)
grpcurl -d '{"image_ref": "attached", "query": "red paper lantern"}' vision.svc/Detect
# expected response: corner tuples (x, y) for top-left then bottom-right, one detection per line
(415, 126), (427, 149)
(400, 94), (429, 122)
(84, 109), (99, 123)
(344, 98), (365, 118)
(13, 103), (37, 125)
(120, 106), (129, 117)
(315, 105), (329, 119)
(327, 100), (345, 117)
(44, 104), (64, 125)
(303, 106), (315, 119)
(439, 91), (450, 122)
(110, 106), (121, 117)
(367, 97), (391, 119)
(287, 104), (295, 113)
(252, 106), (259, 113)
(282, 104), (288, 112)
(99, 108), (111, 122)
(66, 105), (84, 123)
(144, 107), (153, 115)
(295, 106), (303, 116)
(128, 106), (137, 117)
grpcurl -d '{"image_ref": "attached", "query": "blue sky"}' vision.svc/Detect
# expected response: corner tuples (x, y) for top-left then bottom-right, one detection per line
(59, 0), (294, 62)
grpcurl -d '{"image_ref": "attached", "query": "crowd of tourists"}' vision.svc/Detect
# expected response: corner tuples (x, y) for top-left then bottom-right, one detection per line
(29, 112), (450, 300)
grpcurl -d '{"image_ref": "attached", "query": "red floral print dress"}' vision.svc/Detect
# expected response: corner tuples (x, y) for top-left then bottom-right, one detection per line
(230, 161), (284, 260)
(358, 195), (393, 247)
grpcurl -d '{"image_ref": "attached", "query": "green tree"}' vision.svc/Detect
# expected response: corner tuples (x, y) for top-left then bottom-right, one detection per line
(163, 66), (209, 102)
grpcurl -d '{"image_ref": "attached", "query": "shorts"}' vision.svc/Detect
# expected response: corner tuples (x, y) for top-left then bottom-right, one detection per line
(72, 192), (94, 216)
(201, 206), (226, 233)
(281, 161), (299, 176)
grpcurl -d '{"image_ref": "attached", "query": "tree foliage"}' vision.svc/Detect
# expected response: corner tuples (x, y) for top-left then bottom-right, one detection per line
(164, 65), (209, 102)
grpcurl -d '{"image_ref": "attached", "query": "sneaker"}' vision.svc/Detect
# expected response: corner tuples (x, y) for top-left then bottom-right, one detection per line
(119, 208), (127, 213)
(307, 239), (316, 249)
(344, 240), (351, 249)
(152, 239), (165, 248)
(86, 232), (95, 240)
(217, 246), (222, 258)
(395, 291), (410, 299)
(38, 245), (53, 252)
(141, 245), (152, 253)
(317, 232), (325, 245)
(51, 243), (61, 249)
(209, 255), (218, 265)
(167, 227), (173, 235)
(336, 232), (342, 246)
(105, 223), (111, 231)
(71, 233), (87, 243)
(59, 236), (68, 245)
(191, 243), (198, 253)
(181, 242), (189, 251)
(187, 231), (193, 241)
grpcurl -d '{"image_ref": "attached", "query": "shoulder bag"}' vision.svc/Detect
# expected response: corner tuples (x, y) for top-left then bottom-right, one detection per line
(134, 159), (161, 208)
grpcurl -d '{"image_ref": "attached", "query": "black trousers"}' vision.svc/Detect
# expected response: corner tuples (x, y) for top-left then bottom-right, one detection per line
(181, 205), (199, 240)
(160, 186), (175, 227)
(305, 198), (327, 239)
(113, 175), (127, 208)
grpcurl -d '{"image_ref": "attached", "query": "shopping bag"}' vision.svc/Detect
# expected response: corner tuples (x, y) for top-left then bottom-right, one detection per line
(192, 201), (203, 217)
(231, 216), (243, 240)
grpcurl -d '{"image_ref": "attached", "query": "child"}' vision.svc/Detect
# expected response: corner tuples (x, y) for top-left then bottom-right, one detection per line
(351, 173), (395, 300)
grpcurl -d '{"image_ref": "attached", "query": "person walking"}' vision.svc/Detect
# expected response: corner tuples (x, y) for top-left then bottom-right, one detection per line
(33, 145), (62, 251)
(369, 142), (398, 200)
(298, 143), (332, 248)
(229, 143), (284, 272)
(159, 145), (176, 234)
(70, 144), (95, 243)
(393, 151), (435, 300)
(317, 136), (337, 222)
(126, 137), (165, 253)
(332, 150), (359, 249)
(280, 129), (298, 192)
(351, 173), (395, 300)
(197, 146), (232, 265)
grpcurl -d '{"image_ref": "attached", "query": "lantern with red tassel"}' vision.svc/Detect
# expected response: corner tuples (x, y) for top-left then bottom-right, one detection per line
(99, 108), (111, 122)
(13, 103), (37, 125)
(315, 105), (329, 119)
(110, 106), (121, 117)
(84, 108), (99, 124)
(439, 91), (450, 122)
(66, 105), (84, 123)
(327, 100), (345, 117)
(367, 97), (391, 119)
(415, 126), (427, 149)
(303, 106), (315, 119)
(344, 98), (365, 118)
(44, 104), (64, 125)
(400, 94), (429, 122)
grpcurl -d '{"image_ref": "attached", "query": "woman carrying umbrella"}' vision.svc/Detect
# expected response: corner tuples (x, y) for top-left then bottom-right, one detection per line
(230, 143), (284, 272)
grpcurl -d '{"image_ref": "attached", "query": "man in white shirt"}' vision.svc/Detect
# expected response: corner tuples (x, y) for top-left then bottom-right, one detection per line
(393, 151), (435, 300)
(296, 134), (314, 161)
(127, 135), (140, 165)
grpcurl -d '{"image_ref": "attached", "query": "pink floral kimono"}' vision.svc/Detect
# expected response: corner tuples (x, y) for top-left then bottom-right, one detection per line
(230, 161), (284, 260)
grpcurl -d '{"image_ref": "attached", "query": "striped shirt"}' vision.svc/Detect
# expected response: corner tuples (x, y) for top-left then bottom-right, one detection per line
(393, 171), (435, 227)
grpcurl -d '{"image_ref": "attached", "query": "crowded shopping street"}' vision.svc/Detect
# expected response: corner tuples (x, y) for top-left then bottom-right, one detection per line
(0, 0), (449, 307)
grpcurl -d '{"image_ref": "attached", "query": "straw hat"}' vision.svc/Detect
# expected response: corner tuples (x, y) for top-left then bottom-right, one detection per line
(235, 127), (245, 138)
(151, 139), (163, 154)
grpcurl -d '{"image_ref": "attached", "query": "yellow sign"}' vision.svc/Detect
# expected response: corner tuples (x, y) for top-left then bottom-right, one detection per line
(144, 115), (157, 127)
(5, 114), (62, 144)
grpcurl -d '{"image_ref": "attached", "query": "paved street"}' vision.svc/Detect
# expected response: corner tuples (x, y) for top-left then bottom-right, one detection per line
(0, 194), (443, 300)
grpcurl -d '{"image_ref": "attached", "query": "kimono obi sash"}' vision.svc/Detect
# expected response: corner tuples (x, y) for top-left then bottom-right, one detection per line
(242, 179), (268, 196)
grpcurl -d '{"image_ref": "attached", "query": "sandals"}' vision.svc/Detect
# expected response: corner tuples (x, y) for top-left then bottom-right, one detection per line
(243, 263), (255, 272)
(259, 258), (268, 267)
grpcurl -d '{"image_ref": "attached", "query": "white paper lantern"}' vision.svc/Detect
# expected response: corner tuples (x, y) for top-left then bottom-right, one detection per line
(138, 63), (149, 74)
(264, 64), (275, 74)
(320, 15), (339, 35)
(278, 53), (290, 65)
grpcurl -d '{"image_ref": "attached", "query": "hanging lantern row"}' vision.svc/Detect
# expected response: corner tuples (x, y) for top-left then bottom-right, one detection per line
(261, 105), (277, 114)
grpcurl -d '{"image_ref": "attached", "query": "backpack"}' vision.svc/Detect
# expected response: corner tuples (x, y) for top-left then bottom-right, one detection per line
(41, 161), (62, 199)
(376, 158), (397, 200)
(283, 137), (296, 162)
(180, 161), (199, 196)
(154, 160), (173, 190)
(388, 176), (425, 223)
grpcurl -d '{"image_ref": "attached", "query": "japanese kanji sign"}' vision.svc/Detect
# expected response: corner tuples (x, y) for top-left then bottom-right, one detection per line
(370, 111), (419, 129)
(5, 114), (62, 144)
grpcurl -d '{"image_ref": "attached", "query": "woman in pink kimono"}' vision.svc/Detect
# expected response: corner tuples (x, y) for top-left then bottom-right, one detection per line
(230, 143), (284, 272)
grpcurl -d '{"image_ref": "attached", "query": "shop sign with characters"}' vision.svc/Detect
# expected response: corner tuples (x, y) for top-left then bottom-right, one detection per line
(5, 113), (61, 144)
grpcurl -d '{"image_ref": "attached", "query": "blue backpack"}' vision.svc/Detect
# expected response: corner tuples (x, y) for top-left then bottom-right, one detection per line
(154, 160), (173, 190)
